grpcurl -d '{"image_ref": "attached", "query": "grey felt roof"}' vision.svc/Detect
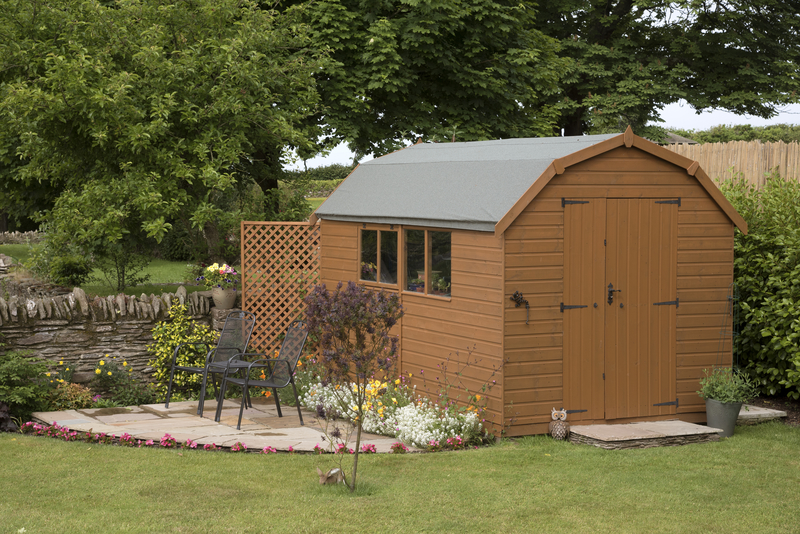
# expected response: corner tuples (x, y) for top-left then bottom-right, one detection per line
(314, 134), (618, 232)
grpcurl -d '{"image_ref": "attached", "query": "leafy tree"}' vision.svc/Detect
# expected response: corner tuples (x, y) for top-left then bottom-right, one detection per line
(299, 0), (567, 157)
(304, 281), (403, 492)
(0, 0), (325, 265)
(535, 1), (800, 138)
(671, 124), (800, 144)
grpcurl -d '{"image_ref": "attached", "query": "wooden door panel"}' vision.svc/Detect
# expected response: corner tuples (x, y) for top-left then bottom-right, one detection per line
(562, 199), (606, 422)
(605, 199), (677, 420)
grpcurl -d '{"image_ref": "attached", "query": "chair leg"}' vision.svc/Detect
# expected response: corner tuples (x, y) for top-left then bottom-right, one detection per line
(214, 375), (230, 423)
(165, 365), (176, 409)
(291, 380), (303, 426)
(198, 368), (210, 417)
(237, 385), (247, 430)
(273, 388), (282, 417)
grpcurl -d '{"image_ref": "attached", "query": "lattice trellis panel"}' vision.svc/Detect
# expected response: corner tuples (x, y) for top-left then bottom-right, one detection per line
(241, 222), (320, 353)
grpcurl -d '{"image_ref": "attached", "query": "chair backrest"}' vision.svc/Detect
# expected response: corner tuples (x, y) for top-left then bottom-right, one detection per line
(272, 320), (309, 385)
(212, 311), (256, 362)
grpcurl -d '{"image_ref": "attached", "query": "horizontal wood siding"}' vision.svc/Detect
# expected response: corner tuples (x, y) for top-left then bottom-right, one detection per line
(401, 231), (505, 429)
(503, 146), (735, 435)
(320, 220), (505, 430)
(319, 220), (358, 287)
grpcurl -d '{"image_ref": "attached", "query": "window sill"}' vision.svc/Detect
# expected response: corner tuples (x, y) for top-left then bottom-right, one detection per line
(401, 290), (451, 301)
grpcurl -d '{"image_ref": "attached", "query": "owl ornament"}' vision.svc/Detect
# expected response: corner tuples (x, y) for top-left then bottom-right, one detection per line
(549, 408), (570, 441)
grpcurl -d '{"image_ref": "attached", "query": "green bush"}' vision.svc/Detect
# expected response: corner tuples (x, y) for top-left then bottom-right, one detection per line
(47, 382), (95, 411)
(0, 350), (52, 420)
(720, 173), (800, 399)
(147, 302), (220, 398)
(49, 254), (93, 287)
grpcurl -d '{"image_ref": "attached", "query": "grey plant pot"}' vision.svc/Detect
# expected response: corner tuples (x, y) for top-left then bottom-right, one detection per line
(705, 398), (742, 438)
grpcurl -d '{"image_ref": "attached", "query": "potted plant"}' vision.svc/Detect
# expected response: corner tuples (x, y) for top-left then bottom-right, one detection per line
(197, 263), (240, 309)
(697, 367), (758, 437)
(409, 277), (425, 292)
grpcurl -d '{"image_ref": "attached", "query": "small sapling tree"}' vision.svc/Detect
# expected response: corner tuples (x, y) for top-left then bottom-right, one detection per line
(304, 281), (403, 491)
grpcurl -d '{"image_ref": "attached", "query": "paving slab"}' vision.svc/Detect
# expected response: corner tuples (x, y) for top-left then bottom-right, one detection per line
(569, 420), (723, 450)
(738, 404), (787, 425)
(31, 399), (418, 453)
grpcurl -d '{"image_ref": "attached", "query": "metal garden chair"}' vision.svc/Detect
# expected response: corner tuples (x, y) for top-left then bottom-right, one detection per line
(164, 310), (256, 418)
(214, 320), (309, 429)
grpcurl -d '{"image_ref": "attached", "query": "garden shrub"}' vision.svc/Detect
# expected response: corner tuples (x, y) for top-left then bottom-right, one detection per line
(47, 382), (95, 411)
(148, 302), (220, 399)
(0, 350), (52, 420)
(720, 172), (800, 398)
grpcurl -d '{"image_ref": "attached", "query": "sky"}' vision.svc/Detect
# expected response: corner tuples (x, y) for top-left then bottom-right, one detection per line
(286, 100), (800, 170)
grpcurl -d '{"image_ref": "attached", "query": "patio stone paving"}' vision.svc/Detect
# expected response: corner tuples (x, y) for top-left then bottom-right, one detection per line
(32, 397), (410, 453)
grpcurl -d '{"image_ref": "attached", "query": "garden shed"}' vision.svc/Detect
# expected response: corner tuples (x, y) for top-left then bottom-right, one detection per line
(309, 127), (747, 436)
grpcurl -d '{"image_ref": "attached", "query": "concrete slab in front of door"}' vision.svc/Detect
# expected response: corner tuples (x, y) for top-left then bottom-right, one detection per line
(568, 420), (722, 450)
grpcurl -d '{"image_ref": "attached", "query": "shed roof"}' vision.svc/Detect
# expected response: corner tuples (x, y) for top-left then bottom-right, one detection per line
(313, 134), (617, 232)
(311, 128), (747, 234)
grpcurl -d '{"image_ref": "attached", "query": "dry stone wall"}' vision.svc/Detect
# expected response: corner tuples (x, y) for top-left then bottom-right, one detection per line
(0, 283), (234, 384)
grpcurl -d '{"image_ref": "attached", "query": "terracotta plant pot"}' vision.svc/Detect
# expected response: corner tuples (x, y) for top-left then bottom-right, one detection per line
(211, 287), (237, 310)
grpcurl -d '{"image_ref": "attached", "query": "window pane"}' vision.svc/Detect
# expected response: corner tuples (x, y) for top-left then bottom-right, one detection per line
(360, 230), (377, 281)
(380, 231), (398, 284)
(429, 231), (451, 297)
(405, 229), (425, 292)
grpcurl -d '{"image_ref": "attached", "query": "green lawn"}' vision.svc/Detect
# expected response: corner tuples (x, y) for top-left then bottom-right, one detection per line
(0, 243), (31, 264)
(1, 422), (798, 533)
(308, 197), (326, 211)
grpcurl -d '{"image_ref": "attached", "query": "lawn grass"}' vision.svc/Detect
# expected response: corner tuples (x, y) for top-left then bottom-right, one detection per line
(308, 197), (326, 211)
(0, 243), (32, 263)
(1, 422), (798, 533)
(81, 259), (208, 297)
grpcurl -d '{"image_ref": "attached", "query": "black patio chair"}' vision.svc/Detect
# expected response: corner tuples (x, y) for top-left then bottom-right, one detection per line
(164, 310), (256, 418)
(214, 320), (309, 429)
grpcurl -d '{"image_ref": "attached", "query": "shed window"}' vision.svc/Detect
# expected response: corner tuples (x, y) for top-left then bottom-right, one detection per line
(360, 229), (397, 284)
(405, 229), (451, 297)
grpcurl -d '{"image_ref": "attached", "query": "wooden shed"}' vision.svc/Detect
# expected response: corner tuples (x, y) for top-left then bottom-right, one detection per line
(309, 127), (747, 436)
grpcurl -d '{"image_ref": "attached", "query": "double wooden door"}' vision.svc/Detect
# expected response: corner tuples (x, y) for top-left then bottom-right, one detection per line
(562, 198), (678, 422)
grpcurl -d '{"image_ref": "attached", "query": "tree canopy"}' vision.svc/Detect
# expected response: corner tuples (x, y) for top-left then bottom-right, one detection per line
(299, 0), (567, 157)
(535, 0), (800, 138)
(0, 0), (324, 260)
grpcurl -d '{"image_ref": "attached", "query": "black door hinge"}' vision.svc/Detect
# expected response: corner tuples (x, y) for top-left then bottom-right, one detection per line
(562, 198), (589, 208)
(655, 198), (681, 206)
(653, 398), (679, 408)
(560, 303), (588, 312)
(653, 298), (679, 308)
(566, 409), (588, 414)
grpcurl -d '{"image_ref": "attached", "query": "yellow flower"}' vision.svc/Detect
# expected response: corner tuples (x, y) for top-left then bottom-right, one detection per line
(46, 372), (51, 377)
(475, 395), (481, 401)
(107, 371), (112, 376)
(99, 360), (105, 366)
(58, 361), (63, 365)
(395, 379), (400, 385)
(392, 398), (397, 404)
(95, 369), (101, 374)
(122, 362), (127, 366)
(65, 368), (69, 371)
(297, 361), (303, 367)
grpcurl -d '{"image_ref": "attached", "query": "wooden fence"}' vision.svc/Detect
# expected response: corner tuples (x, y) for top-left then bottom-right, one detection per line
(240, 222), (320, 353)
(666, 140), (800, 188)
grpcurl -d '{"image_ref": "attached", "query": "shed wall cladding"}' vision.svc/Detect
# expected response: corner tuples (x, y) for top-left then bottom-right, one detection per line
(503, 146), (734, 436)
(318, 220), (506, 429)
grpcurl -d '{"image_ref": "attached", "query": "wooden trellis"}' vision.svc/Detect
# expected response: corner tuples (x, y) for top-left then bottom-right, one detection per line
(240, 221), (320, 353)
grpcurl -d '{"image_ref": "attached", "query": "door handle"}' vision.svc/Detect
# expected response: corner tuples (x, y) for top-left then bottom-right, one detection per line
(607, 283), (621, 305)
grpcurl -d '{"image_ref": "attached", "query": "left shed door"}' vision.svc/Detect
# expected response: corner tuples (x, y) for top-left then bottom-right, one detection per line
(562, 199), (606, 422)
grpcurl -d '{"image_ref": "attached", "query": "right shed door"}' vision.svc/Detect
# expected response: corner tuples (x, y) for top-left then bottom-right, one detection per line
(604, 199), (678, 420)
(563, 198), (678, 421)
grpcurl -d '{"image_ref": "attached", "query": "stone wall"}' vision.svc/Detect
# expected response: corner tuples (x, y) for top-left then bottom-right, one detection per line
(0, 231), (42, 244)
(0, 284), (235, 383)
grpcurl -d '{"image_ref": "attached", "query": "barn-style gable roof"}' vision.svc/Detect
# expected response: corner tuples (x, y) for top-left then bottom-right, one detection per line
(311, 127), (747, 235)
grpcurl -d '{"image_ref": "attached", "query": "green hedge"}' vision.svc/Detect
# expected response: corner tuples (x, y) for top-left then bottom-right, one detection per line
(720, 173), (800, 399)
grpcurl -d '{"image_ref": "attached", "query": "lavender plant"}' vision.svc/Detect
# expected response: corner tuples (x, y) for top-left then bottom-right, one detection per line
(304, 281), (403, 492)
